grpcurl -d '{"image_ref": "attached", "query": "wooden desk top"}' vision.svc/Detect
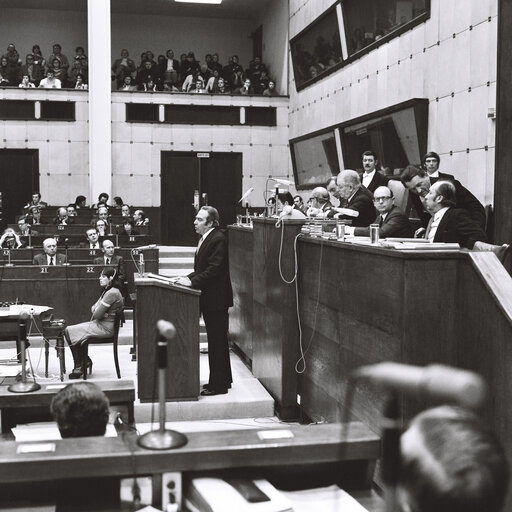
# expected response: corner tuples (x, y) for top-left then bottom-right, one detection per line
(0, 422), (379, 483)
(135, 275), (201, 297)
(0, 379), (135, 408)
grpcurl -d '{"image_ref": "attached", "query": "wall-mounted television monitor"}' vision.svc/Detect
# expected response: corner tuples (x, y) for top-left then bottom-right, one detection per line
(290, 130), (339, 190)
(290, 4), (344, 91)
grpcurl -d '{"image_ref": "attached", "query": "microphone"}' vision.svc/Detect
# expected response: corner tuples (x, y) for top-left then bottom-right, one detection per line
(136, 244), (157, 250)
(157, 319), (177, 342)
(238, 187), (254, 203)
(351, 362), (487, 410)
(64, 238), (69, 250)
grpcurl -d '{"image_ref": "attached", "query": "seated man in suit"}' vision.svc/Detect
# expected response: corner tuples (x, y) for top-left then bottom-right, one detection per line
(33, 237), (67, 265)
(50, 382), (110, 438)
(398, 406), (508, 512)
(93, 239), (126, 283)
(360, 150), (389, 194)
(90, 206), (110, 227)
(422, 181), (488, 248)
(17, 215), (38, 236)
(81, 228), (101, 249)
(332, 170), (376, 227)
(24, 192), (47, 212)
(53, 206), (75, 225)
(306, 187), (334, 218)
(347, 186), (412, 238)
(400, 165), (486, 231)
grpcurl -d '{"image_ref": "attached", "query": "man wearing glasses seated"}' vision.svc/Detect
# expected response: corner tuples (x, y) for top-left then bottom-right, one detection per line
(346, 185), (412, 238)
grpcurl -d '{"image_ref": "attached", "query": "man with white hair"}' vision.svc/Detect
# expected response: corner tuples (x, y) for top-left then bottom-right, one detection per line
(33, 238), (67, 266)
(333, 170), (376, 227)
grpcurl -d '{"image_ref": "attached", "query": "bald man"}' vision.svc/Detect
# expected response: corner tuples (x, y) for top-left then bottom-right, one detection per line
(306, 186), (334, 217)
(333, 170), (376, 227)
(350, 186), (412, 238)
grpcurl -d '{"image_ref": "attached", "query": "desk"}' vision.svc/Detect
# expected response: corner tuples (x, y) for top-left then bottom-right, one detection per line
(0, 422), (379, 510)
(0, 265), (104, 325)
(10, 223), (150, 236)
(0, 378), (136, 433)
(19, 234), (153, 248)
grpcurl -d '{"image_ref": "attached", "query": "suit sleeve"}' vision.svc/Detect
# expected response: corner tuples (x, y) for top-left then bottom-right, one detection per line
(454, 180), (486, 229)
(188, 235), (227, 289)
(452, 209), (488, 249)
(117, 257), (126, 282)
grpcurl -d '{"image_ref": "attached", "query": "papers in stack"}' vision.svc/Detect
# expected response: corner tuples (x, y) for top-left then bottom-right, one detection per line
(12, 421), (117, 441)
(185, 478), (293, 512)
(382, 241), (460, 251)
(281, 485), (369, 512)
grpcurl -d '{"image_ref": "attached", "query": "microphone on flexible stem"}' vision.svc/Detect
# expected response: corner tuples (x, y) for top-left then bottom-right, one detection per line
(27, 231), (32, 249)
(9, 311), (40, 393)
(5, 247), (13, 267)
(63, 238), (71, 266)
(238, 187), (254, 204)
(108, 215), (113, 235)
(115, 225), (120, 248)
(137, 320), (187, 450)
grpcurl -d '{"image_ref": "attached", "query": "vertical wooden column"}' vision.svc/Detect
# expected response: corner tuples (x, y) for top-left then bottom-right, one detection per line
(88, 0), (112, 203)
(494, 0), (512, 245)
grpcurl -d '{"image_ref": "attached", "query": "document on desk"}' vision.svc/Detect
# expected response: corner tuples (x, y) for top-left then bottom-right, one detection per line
(0, 364), (23, 377)
(186, 478), (293, 512)
(12, 422), (117, 441)
(280, 485), (369, 512)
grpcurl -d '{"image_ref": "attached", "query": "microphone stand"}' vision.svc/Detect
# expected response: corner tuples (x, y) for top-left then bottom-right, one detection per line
(9, 314), (41, 393)
(5, 248), (13, 267)
(381, 393), (401, 512)
(27, 232), (32, 249)
(137, 321), (187, 450)
(115, 226), (120, 248)
(63, 239), (71, 266)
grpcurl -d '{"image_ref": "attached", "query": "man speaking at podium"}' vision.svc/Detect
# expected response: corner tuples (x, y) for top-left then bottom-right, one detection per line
(176, 206), (233, 396)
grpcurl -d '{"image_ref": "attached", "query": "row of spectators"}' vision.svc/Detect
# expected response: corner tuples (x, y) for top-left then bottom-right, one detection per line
(0, 43), (88, 89)
(0, 42), (279, 95)
(113, 49), (278, 95)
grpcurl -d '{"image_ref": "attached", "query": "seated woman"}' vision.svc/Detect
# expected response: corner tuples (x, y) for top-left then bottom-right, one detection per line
(64, 267), (124, 379)
(50, 382), (110, 438)
(121, 219), (138, 236)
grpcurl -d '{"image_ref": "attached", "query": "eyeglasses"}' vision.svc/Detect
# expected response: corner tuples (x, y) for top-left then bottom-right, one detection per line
(373, 196), (392, 202)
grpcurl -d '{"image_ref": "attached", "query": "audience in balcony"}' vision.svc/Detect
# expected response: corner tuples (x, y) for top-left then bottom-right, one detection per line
(0, 41), (279, 95)
(49, 43), (69, 71)
(118, 75), (137, 91)
(39, 70), (61, 88)
(19, 74), (35, 88)
(2, 43), (22, 66)
(112, 49), (136, 88)
(22, 53), (44, 85)
(0, 56), (21, 86)
(50, 58), (68, 87)
(263, 80), (278, 96)
(31, 45), (46, 69)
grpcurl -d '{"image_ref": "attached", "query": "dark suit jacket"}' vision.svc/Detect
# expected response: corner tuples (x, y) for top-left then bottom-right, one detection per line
(52, 217), (75, 225)
(411, 173), (486, 229)
(359, 171), (389, 194)
(33, 253), (67, 266)
(432, 208), (487, 249)
(93, 255), (126, 282)
(188, 229), (233, 313)
(339, 187), (376, 227)
(354, 205), (412, 238)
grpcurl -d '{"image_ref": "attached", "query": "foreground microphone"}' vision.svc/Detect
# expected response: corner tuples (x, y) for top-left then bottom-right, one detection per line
(351, 362), (487, 410)
(136, 244), (157, 251)
(64, 238), (71, 266)
(9, 311), (41, 393)
(137, 320), (187, 450)
(238, 187), (254, 204)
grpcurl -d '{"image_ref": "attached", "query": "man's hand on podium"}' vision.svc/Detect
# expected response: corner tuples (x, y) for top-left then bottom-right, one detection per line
(175, 276), (192, 287)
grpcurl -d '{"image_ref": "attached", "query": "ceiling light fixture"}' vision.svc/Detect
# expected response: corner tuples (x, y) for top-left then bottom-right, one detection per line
(175, 0), (222, 4)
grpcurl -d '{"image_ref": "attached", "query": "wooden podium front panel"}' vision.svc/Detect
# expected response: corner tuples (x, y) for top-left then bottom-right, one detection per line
(0, 265), (104, 324)
(135, 278), (200, 401)
(228, 226), (253, 365)
(251, 218), (305, 419)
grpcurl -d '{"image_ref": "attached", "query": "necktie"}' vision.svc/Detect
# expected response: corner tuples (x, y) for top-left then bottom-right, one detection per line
(425, 217), (434, 240)
(106, 258), (111, 265)
(379, 216), (384, 228)
(196, 236), (203, 254)
(49, 257), (54, 265)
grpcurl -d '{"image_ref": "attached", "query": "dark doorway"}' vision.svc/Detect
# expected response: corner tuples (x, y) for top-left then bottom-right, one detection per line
(0, 149), (39, 229)
(161, 152), (242, 246)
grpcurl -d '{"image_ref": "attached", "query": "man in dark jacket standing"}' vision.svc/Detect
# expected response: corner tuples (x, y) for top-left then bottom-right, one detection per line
(176, 206), (233, 396)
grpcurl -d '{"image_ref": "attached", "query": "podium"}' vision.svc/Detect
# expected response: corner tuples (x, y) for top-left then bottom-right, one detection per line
(135, 276), (200, 402)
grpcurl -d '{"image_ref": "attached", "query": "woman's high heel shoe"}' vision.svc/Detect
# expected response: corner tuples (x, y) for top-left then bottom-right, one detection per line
(86, 357), (93, 376)
(68, 367), (83, 379)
